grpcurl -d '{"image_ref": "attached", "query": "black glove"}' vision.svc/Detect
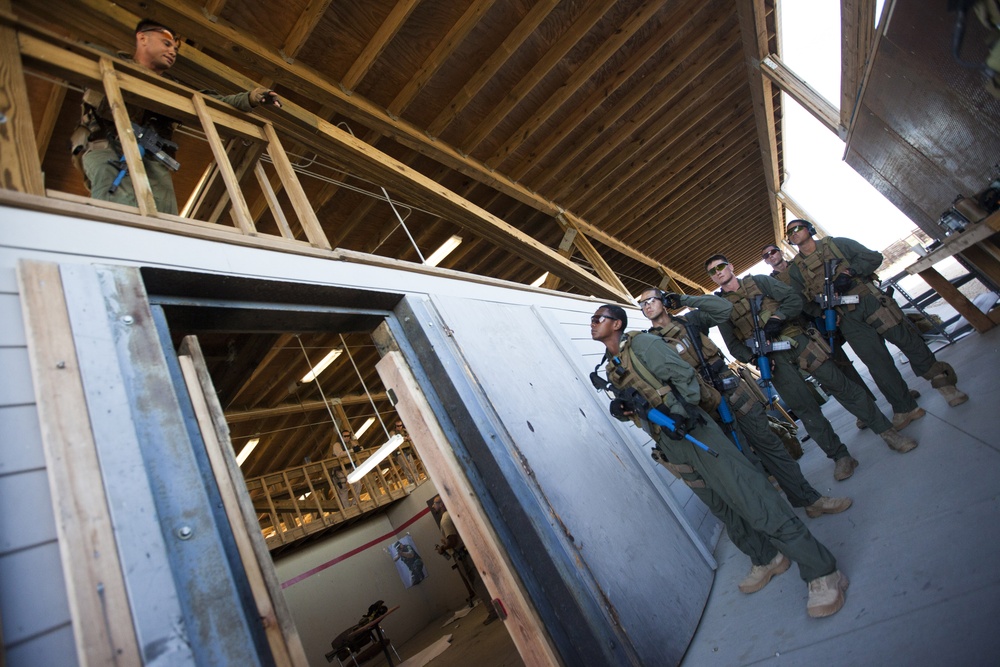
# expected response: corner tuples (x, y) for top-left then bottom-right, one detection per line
(763, 317), (786, 338)
(610, 398), (631, 421)
(833, 271), (854, 293)
(663, 292), (682, 309)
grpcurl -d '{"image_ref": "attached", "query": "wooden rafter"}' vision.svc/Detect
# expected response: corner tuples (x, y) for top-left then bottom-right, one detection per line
(459, 0), (617, 154)
(760, 54), (841, 138)
(425, 0), (559, 137)
(735, 0), (783, 251)
(545, 19), (738, 202)
(386, 0), (497, 116)
(485, 0), (664, 169)
(840, 0), (876, 130)
(281, 0), (334, 62)
(78, 0), (703, 292)
(341, 0), (419, 90)
(506, 0), (711, 183)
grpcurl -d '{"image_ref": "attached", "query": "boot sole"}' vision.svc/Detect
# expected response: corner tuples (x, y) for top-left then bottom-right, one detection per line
(808, 573), (850, 618)
(738, 554), (791, 594)
(947, 394), (969, 407)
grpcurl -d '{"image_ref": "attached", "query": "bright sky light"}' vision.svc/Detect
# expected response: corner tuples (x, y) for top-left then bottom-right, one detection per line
(778, 1), (912, 251)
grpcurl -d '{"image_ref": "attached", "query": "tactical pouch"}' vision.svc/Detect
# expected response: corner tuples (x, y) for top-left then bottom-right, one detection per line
(864, 293), (905, 334)
(697, 378), (722, 413)
(795, 329), (832, 374)
(726, 379), (759, 416)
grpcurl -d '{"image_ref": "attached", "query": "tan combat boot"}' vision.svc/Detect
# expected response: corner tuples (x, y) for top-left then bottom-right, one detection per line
(891, 406), (926, 430)
(807, 570), (850, 618)
(738, 552), (790, 594)
(938, 384), (968, 407)
(833, 456), (859, 481)
(881, 428), (917, 453)
(805, 496), (853, 518)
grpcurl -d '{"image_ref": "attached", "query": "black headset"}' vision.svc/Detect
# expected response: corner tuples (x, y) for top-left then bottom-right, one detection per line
(787, 218), (816, 235)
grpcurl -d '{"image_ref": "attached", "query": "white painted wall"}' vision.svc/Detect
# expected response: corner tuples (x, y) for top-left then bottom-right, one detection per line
(0, 206), (718, 665)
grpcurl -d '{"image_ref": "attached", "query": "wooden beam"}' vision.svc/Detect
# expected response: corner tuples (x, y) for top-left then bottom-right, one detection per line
(486, 0), (665, 168)
(386, 0), (496, 116)
(760, 54), (842, 139)
(841, 0), (876, 130)
(541, 226), (578, 290)
(376, 351), (562, 667)
(17, 260), (141, 665)
(905, 209), (1000, 274)
(915, 267), (995, 334)
(425, 0), (559, 137)
(40, 2), (693, 295)
(735, 0), (782, 249)
(558, 214), (631, 299)
(192, 94), (257, 234)
(0, 13), (45, 194)
(280, 0), (334, 62)
(178, 339), (309, 666)
(459, 0), (617, 154)
(35, 79), (67, 160)
(341, 0), (419, 90)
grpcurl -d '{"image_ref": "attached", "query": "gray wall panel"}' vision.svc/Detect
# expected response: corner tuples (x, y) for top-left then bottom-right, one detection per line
(0, 405), (45, 474)
(0, 469), (57, 553)
(0, 348), (34, 406)
(0, 543), (71, 646)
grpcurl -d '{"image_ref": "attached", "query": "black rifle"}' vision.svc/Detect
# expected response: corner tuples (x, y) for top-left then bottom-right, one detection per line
(108, 122), (180, 194)
(590, 368), (718, 456)
(815, 258), (859, 351)
(681, 321), (742, 452)
(747, 295), (791, 405)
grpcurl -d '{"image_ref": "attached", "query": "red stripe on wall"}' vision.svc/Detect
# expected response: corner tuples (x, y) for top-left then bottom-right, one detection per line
(280, 506), (433, 589)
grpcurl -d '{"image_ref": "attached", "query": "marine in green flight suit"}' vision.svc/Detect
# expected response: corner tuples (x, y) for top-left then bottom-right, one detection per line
(589, 304), (848, 617)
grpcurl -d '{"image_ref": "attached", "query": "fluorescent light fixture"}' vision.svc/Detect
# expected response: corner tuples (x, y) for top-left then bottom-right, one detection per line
(236, 437), (260, 466)
(347, 434), (405, 484)
(355, 417), (376, 438)
(424, 235), (462, 267)
(300, 348), (342, 383)
(530, 272), (549, 287)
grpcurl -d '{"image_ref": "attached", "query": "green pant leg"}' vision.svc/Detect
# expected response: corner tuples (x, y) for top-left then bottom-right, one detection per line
(809, 355), (893, 434)
(145, 160), (179, 215)
(682, 470), (778, 566)
(81, 148), (178, 214)
(839, 305), (919, 414)
(830, 343), (876, 401)
(661, 419), (837, 582)
(83, 147), (138, 207)
(878, 319), (941, 380)
(769, 353), (851, 461)
(736, 402), (820, 507)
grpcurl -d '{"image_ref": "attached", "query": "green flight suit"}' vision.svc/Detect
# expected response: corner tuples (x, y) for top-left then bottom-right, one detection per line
(787, 237), (954, 415)
(707, 277), (894, 461)
(607, 332), (837, 580)
(655, 297), (821, 508)
(771, 267), (878, 405)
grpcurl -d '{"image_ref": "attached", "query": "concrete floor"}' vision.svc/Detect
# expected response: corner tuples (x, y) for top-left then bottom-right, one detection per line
(365, 601), (522, 667)
(681, 324), (1000, 666)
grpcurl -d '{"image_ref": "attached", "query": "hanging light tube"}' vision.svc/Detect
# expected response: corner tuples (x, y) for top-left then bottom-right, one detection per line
(346, 434), (405, 484)
(355, 416), (377, 438)
(300, 349), (342, 383)
(424, 235), (463, 267)
(236, 437), (260, 466)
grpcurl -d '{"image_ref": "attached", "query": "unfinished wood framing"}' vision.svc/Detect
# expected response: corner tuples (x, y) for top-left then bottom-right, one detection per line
(841, 0), (876, 130)
(17, 260), (141, 665)
(376, 350), (562, 667)
(178, 337), (309, 667)
(760, 54), (842, 138)
(735, 0), (783, 248)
